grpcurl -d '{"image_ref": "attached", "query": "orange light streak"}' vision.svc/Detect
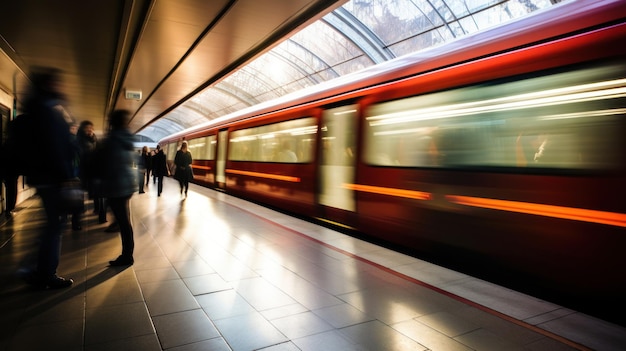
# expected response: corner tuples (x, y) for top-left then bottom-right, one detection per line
(226, 169), (301, 182)
(446, 195), (626, 227)
(344, 184), (431, 200)
(192, 165), (211, 170)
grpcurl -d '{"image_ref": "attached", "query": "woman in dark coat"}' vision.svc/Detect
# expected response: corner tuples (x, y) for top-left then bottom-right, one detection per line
(76, 120), (106, 222)
(97, 110), (137, 266)
(174, 141), (193, 196)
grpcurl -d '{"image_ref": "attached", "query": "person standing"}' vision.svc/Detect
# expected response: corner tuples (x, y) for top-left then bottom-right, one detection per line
(152, 144), (168, 197)
(174, 141), (193, 196)
(145, 147), (153, 187)
(97, 110), (137, 266)
(67, 122), (83, 231)
(136, 146), (147, 194)
(76, 120), (104, 221)
(21, 67), (75, 289)
(1, 117), (22, 220)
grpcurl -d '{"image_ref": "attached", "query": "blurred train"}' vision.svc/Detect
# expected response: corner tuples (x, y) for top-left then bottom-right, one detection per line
(160, 0), (626, 324)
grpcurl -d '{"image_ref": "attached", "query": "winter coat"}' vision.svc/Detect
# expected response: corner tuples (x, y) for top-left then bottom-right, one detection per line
(174, 150), (193, 182)
(23, 97), (74, 186)
(152, 150), (168, 177)
(96, 128), (137, 198)
(76, 130), (97, 186)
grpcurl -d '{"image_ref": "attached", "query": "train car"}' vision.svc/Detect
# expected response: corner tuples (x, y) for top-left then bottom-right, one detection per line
(160, 0), (626, 324)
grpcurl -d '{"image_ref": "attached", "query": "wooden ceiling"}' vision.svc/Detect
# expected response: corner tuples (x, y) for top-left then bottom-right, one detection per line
(0, 0), (344, 137)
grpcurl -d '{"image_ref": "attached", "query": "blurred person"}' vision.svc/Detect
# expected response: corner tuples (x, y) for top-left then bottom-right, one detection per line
(145, 147), (153, 186)
(137, 146), (149, 194)
(173, 141), (193, 196)
(97, 110), (137, 266)
(152, 149), (158, 184)
(1, 116), (23, 220)
(277, 140), (297, 162)
(76, 120), (106, 222)
(152, 144), (168, 196)
(68, 122), (83, 230)
(20, 67), (74, 289)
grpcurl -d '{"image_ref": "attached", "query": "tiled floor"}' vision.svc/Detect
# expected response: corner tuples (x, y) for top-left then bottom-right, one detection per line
(1, 178), (625, 351)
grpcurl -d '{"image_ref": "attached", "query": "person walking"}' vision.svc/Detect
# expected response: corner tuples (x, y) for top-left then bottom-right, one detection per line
(145, 147), (153, 187)
(152, 144), (168, 197)
(19, 67), (75, 289)
(174, 141), (193, 196)
(96, 110), (137, 266)
(137, 146), (150, 194)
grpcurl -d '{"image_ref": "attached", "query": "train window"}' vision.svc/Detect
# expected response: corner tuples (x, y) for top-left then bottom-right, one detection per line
(166, 142), (177, 162)
(187, 136), (216, 160)
(229, 117), (317, 163)
(363, 63), (626, 170)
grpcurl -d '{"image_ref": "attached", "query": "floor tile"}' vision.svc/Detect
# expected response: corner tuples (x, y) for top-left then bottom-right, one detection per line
(184, 273), (232, 295)
(312, 303), (374, 328)
(195, 290), (255, 320)
(84, 301), (154, 345)
(270, 311), (334, 339)
(152, 308), (221, 349)
(339, 320), (427, 351)
(213, 312), (288, 351)
(83, 334), (162, 351)
(140, 279), (200, 316)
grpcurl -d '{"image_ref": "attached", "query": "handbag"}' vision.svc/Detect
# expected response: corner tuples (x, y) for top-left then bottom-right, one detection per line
(59, 179), (85, 214)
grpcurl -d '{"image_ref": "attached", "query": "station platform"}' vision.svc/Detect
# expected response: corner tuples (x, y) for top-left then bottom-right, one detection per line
(1, 178), (625, 351)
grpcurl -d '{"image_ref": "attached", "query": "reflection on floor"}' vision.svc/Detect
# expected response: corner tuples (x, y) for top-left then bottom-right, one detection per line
(1, 177), (625, 351)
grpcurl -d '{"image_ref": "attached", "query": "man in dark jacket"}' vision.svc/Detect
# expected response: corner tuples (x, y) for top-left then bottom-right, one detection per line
(152, 144), (168, 197)
(97, 110), (138, 266)
(20, 67), (75, 289)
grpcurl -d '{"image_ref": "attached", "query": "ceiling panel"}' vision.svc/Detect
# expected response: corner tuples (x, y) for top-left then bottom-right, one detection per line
(0, 0), (344, 137)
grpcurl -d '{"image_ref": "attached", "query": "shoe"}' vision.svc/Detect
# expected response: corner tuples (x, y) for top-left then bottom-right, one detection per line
(139, 191), (145, 194)
(109, 256), (134, 266)
(24, 273), (73, 289)
(46, 276), (74, 289)
(104, 223), (120, 233)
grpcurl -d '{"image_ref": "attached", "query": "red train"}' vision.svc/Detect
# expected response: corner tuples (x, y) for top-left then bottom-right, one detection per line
(160, 0), (626, 324)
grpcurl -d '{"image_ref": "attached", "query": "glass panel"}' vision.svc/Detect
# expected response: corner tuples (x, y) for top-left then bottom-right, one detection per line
(364, 63), (626, 170)
(150, 0), (564, 143)
(319, 105), (358, 211)
(229, 117), (317, 163)
(166, 142), (177, 162)
(185, 136), (216, 160)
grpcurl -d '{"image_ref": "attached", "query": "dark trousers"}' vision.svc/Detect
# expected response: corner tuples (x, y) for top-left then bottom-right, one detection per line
(95, 197), (107, 223)
(145, 169), (152, 185)
(138, 170), (146, 192)
(36, 187), (64, 278)
(108, 196), (134, 258)
(157, 176), (164, 196)
(178, 179), (189, 194)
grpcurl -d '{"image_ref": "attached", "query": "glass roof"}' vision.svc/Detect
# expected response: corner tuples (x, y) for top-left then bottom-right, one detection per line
(138, 0), (561, 142)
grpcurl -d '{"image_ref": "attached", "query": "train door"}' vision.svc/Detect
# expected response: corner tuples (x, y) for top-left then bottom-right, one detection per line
(317, 105), (358, 225)
(215, 129), (228, 189)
